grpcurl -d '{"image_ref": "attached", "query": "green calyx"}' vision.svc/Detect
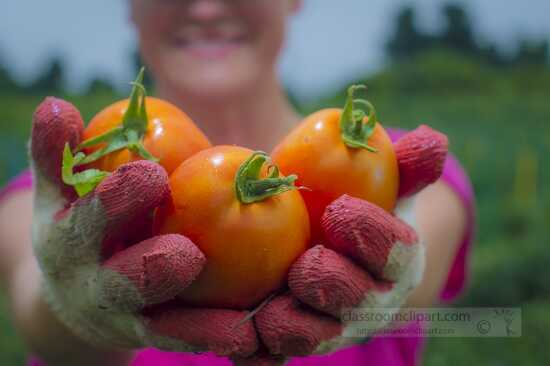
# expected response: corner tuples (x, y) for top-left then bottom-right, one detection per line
(76, 67), (158, 165)
(339, 84), (379, 152)
(61, 143), (108, 197)
(235, 151), (299, 204)
(61, 67), (158, 197)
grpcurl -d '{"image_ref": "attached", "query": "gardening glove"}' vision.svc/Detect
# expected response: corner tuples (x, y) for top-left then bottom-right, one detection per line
(29, 97), (259, 358)
(235, 126), (448, 364)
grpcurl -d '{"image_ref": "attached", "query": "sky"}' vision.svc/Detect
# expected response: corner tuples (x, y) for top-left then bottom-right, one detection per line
(1, 0), (549, 101)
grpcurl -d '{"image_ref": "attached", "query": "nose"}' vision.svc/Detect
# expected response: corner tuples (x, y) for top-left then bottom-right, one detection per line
(187, 0), (228, 21)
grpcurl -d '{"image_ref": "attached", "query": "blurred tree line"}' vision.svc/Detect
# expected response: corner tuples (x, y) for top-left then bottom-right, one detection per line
(387, 3), (549, 67)
(0, 50), (153, 96)
(0, 2), (548, 97)
(0, 54), (108, 95)
(352, 2), (550, 95)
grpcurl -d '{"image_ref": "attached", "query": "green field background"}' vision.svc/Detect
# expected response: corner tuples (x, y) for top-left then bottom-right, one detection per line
(0, 49), (549, 364)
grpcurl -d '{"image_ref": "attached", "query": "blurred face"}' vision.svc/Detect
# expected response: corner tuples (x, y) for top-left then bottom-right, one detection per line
(131, 0), (299, 100)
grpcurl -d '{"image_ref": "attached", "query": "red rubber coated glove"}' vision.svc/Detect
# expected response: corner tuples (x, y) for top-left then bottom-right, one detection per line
(30, 97), (259, 358)
(234, 126), (449, 365)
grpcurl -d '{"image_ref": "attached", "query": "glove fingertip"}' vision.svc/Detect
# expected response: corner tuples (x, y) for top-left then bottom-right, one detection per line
(65, 160), (170, 261)
(101, 234), (206, 309)
(147, 307), (259, 358)
(321, 195), (418, 279)
(395, 125), (449, 198)
(31, 97), (84, 197)
(255, 295), (342, 357)
(289, 245), (380, 317)
(96, 160), (170, 211)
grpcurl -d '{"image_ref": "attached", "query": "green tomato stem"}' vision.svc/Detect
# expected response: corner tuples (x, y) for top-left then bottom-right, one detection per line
(235, 151), (299, 204)
(340, 85), (379, 152)
(61, 143), (108, 197)
(61, 67), (158, 197)
(76, 67), (158, 166)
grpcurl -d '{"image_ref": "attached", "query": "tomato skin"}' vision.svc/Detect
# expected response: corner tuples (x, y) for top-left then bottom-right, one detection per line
(155, 146), (310, 309)
(272, 108), (399, 241)
(83, 97), (211, 174)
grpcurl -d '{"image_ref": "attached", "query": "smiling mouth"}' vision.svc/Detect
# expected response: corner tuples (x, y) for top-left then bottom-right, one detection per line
(173, 29), (248, 59)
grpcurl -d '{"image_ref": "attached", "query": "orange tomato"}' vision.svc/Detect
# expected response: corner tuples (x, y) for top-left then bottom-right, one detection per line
(155, 146), (310, 309)
(272, 86), (399, 241)
(83, 96), (210, 174)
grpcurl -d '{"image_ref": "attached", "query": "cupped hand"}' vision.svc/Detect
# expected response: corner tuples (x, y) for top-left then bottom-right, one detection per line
(234, 126), (448, 364)
(30, 97), (259, 358)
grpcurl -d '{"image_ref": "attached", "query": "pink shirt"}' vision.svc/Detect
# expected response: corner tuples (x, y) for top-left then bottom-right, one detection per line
(2, 129), (475, 366)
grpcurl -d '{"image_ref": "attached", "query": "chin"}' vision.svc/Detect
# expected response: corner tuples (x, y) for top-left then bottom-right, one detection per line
(155, 39), (265, 100)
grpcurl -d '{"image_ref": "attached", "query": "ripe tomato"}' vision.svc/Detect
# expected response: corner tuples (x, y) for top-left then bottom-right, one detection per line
(272, 86), (399, 241)
(83, 96), (210, 174)
(62, 70), (210, 198)
(155, 146), (310, 309)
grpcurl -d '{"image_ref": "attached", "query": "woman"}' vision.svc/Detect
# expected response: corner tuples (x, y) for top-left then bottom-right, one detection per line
(0, 1), (475, 365)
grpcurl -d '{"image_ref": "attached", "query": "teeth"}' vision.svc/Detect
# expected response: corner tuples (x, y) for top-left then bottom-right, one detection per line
(175, 24), (245, 44)
(177, 35), (242, 45)
(190, 40), (232, 48)
(177, 37), (240, 47)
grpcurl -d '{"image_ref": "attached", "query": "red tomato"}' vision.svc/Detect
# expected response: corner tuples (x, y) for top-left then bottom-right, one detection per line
(83, 96), (210, 175)
(272, 86), (399, 240)
(155, 146), (310, 309)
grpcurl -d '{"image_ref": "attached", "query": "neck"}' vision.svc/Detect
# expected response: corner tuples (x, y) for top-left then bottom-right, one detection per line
(157, 74), (300, 151)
